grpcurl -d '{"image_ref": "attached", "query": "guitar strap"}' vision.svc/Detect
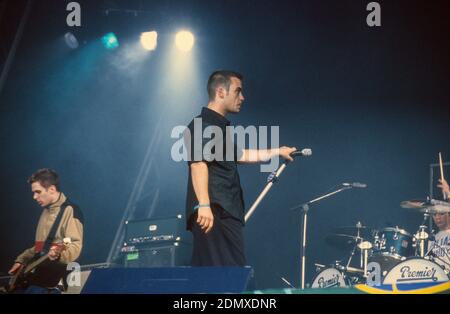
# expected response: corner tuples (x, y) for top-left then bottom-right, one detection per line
(10, 199), (77, 291)
(40, 199), (71, 255)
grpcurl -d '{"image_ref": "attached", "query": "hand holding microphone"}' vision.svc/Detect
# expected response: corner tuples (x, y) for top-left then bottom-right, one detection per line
(280, 146), (312, 161)
(278, 146), (297, 162)
(291, 148), (312, 157)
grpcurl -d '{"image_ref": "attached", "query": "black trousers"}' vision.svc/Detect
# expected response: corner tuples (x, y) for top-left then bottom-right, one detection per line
(190, 207), (246, 266)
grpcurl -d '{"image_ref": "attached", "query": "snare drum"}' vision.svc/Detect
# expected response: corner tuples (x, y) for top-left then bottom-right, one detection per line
(311, 267), (348, 288)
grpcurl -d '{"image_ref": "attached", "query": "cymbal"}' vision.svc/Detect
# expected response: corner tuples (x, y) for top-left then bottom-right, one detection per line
(334, 225), (372, 232)
(332, 226), (373, 238)
(336, 225), (371, 230)
(401, 199), (450, 213)
(419, 205), (450, 214)
(400, 199), (429, 209)
(325, 233), (364, 250)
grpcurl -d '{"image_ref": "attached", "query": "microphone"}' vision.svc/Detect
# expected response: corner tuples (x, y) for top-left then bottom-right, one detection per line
(290, 148), (312, 157)
(267, 148), (312, 182)
(342, 182), (367, 188)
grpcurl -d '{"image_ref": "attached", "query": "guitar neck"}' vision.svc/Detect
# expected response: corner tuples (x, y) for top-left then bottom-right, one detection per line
(24, 255), (49, 274)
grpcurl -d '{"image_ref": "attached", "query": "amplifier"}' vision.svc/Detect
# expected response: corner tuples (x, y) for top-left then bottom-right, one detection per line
(122, 241), (191, 267)
(124, 215), (190, 246)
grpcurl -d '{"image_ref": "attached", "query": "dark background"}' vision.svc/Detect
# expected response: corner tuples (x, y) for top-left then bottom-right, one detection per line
(0, 0), (449, 289)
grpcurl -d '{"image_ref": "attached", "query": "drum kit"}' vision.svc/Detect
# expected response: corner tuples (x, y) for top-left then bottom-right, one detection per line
(245, 149), (449, 290)
(311, 198), (450, 289)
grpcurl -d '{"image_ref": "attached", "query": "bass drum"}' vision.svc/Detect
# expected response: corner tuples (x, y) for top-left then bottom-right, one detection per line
(383, 257), (449, 285)
(311, 267), (348, 289)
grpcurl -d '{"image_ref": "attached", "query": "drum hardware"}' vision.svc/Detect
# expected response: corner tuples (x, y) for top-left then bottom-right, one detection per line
(333, 260), (343, 269)
(325, 224), (373, 250)
(280, 277), (295, 288)
(344, 266), (365, 274)
(344, 222), (364, 270)
(411, 210), (431, 258)
(413, 225), (429, 258)
(373, 233), (380, 251)
(335, 263), (364, 275)
(358, 241), (372, 277)
(345, 222), (372, 274)
(243, 148), (312, 290)
(291, 183), (362, 289)
(323, 222), (372, 281)
(324, 222), (372, 274)
(314, 263), (326, 272)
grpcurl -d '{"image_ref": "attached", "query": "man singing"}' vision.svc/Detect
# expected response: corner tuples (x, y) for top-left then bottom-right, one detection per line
(185, 70), (296, 266)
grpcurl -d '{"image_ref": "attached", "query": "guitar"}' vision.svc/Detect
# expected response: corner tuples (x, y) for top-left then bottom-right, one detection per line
(7, 238), (71, 292)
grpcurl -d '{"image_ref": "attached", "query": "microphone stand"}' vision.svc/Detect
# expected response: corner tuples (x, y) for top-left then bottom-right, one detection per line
(245, 160), (290, 222)
(291, 185), (353, 289)
(245, 149), (311, 222)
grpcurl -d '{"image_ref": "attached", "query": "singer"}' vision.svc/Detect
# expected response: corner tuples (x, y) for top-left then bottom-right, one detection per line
(185, 70), (296, 266)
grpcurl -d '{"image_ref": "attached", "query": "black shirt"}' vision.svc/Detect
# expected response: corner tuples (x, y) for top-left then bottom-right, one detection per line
(185, 107), (245, 229)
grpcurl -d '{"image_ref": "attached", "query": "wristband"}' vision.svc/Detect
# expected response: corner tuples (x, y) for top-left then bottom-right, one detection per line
(194, 204), (210, 211)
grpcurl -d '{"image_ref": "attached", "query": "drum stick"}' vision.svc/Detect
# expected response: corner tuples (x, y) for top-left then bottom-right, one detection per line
(439, 152), (446, 199)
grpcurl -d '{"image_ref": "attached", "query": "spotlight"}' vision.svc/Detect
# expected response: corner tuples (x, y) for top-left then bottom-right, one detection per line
(140, 31), (158, 51)
(64, 32), (79, 49)
(175, 31), (194, 52)
(101, 32), (119, 50)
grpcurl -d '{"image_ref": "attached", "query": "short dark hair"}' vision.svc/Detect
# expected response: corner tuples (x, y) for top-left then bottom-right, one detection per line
(207, 70), (243, 101)
(28, 168), (60, 191)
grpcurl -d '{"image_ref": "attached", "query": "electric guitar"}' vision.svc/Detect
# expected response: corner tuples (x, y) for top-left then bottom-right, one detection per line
(7, 238), (71, 292)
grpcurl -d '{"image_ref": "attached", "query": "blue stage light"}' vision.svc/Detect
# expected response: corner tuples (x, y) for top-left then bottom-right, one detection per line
(102, 32), (119, 50)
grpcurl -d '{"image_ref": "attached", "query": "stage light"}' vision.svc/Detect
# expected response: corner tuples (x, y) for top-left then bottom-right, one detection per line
(140, 31), (158, 51)
(64, 32), (79, 49)
(102, 32), (119, 50)
(175, 31), (194, 52)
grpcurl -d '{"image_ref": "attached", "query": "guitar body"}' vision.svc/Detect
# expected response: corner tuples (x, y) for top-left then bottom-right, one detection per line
(8, 254), (68, 292)
(8, 263), (26, 292)
(7, 240), (71, 292)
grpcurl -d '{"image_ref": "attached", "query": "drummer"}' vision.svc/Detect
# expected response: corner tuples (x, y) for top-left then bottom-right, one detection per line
(428, 178), (450, 271)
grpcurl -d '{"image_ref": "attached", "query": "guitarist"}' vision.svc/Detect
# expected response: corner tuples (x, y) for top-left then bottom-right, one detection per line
(7, 168), (84, 294)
